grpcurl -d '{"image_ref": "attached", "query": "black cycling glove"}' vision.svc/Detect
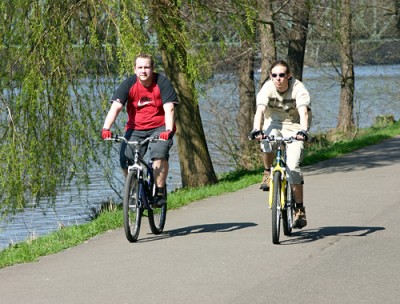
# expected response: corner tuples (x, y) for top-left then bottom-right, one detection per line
(248, 129), (262, 140)
(296, 130), (309, 141)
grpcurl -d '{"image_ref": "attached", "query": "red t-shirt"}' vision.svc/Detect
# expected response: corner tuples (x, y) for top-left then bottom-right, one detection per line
(111, 73), (178, 130)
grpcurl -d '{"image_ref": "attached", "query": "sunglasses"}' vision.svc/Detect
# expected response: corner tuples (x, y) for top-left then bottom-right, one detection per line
(271, 73), (286, 78)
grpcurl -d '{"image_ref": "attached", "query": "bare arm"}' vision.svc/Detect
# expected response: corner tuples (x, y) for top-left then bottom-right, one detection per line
(253, 105), (266, 131)
(103, 102), (124, 129)
(298, 105), (309, 131)
(295, 105), (310, 141)
(163, 102), (175, 130)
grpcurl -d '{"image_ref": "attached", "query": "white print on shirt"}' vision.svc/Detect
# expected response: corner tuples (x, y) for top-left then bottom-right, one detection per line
(137, 97), (154, 107)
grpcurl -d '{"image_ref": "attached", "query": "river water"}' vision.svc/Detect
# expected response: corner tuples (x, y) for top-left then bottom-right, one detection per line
(1, 64), (399, 250)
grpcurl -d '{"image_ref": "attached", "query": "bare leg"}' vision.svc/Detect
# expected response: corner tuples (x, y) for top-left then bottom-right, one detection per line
(152, 159), (169, 188)
(260, 152), (275, 190)
(262, 152), (274, 169)
(291, 183), (303, 204)
(152, 159), (169, 207)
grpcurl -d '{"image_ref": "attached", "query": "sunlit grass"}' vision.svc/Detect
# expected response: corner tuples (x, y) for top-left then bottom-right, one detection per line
(303, 121), (400, 165)
(1, 121), (399, 268)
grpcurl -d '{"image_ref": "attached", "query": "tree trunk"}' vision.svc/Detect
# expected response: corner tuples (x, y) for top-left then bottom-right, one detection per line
(257, 0), (277, 87)
(287, 0), (310, 81)
(237, 40), (257, 169)
(337, 0), (355, 132)
(163, 49), (218, 187)
(152, 1), (218, 187)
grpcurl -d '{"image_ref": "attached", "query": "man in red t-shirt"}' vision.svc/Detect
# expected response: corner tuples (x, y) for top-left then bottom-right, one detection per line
(101, 53), (178, 207)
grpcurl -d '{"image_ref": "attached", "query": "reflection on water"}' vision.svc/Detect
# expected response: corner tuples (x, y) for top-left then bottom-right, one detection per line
(1, 65), (399, 249)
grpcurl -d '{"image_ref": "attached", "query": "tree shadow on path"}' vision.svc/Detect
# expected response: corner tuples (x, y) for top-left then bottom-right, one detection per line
(279, 225), (385, 245)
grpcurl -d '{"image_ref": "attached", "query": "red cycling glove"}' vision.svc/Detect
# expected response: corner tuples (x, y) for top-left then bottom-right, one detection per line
(101, 128), (112, 139)
(159, 129), (174, 140)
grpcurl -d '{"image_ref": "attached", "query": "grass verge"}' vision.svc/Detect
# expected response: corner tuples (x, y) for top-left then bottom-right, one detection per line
(1, 121), (399, 268)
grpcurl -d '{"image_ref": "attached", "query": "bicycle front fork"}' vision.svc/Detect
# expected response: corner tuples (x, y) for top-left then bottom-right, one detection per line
(268, 172), (287, 210)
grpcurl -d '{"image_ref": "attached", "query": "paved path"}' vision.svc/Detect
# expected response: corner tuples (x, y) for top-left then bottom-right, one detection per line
(1, 136), (400, 304)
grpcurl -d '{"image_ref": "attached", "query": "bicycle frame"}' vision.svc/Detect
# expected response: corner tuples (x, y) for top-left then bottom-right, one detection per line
(123, 136), (156, 209)
(131, 160), (154, 210)
(267, 138), (290, 210)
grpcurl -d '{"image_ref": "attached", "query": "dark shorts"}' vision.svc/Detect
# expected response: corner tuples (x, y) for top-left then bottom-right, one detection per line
(119, 126), (173, 169)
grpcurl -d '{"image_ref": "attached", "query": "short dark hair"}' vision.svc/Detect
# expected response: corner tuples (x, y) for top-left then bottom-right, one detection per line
(135, 53), (154, 68)
(269, 60), (290, 74)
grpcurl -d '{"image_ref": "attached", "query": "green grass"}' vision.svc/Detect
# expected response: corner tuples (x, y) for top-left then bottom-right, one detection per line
(1, 121), (399, 268)
(303, 122), (400, 165)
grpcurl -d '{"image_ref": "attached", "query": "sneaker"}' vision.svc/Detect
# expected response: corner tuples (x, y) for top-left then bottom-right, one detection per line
(293, 207), (307, 229)
(259, 171), (271, 191)
(152, 195), (166, 208)
(152, 187), (166, 208)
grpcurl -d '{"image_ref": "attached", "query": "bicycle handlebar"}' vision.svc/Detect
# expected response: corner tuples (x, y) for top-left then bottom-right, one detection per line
(248, 130), (298, 142)
(261, 135), (296, 143)
(249, 129), (313, 142)
(105, 135), (160, 145)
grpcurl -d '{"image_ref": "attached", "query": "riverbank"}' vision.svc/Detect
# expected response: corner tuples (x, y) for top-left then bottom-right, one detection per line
(1, 120), (399, 268)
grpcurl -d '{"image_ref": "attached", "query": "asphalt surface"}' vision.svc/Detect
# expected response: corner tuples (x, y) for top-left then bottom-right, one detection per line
(1, 136), (400, 304)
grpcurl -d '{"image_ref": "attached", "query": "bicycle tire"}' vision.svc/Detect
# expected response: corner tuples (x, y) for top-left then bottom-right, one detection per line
(282, 182), (294, 236)
(123, 170), (142, 242)
(271, 171), (281, 244)
(148, 188), (167, 235)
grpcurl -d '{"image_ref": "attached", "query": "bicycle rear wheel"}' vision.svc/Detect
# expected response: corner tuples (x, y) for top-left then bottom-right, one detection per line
(282, 182), (294, 236)
(271, 171), (282, 244)
(148, 188), (167, 234)
(123, 170), (142, 242)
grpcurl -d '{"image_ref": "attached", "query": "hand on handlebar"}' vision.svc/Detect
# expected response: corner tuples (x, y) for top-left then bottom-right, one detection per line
(295, 130), (309, 141)
(101, 128), (112, 140)
(248, 129), (263, 140)
(159, 129), (174, 140)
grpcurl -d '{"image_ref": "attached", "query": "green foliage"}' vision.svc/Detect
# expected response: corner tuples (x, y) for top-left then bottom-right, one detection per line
(0, 0), (233, 218)
(0, 0), (148, 217)
(0, 0), (236, 219)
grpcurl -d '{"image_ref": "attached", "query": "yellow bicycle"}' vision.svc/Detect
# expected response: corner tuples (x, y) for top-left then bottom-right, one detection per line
(250, 131), (297, 244)
(263, 135), (296, 244)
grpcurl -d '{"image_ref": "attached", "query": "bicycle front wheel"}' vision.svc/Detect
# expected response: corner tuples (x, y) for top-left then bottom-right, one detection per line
(148, 189), (167, 235)
(123, 171), (142, 242)
(271, 171), (282, 244)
